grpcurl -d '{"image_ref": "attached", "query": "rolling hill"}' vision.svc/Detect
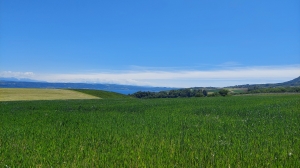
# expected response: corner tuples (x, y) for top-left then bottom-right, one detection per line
(71, 89), (129, 99)
(228, 76), (300, 88)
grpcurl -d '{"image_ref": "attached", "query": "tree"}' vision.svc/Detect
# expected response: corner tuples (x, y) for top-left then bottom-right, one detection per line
(218, 89), (229, 97)
(202, 90), (208, 97)
(195, 90), (204, 97)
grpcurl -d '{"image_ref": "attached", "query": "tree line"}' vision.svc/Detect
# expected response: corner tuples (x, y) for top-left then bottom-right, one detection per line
(247, 86), (300, 94)
(130, 88), (231, 99)
(130, 86), (300, 99)
(130, 89), (207, 99)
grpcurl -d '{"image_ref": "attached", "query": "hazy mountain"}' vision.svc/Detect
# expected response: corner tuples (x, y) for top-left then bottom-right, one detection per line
(228, 76), (300, 88)
(0, 80), (173, 94)
(279, 76), (300, 86)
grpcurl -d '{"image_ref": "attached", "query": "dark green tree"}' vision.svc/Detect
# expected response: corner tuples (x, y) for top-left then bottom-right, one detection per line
(195, 90), (204, 97)
(202, 90), (208, 97)
(218, 89), (229, 97)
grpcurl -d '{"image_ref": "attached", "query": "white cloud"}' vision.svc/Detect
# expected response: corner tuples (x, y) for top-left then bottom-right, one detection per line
(1, 65), (299, 87)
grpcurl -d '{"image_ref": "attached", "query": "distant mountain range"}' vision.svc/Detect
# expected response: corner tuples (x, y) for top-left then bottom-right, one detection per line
(0, 79), (174, 95)
(228, 76), (300, 88)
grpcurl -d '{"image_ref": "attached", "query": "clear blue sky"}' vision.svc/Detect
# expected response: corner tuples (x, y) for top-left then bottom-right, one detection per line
(1, 0), (299, 87)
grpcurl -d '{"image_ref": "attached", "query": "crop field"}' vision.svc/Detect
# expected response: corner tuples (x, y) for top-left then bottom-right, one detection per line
(0, 88), (100, 101)
(226, 88), (248, 94)
(0, 93), (299, 167)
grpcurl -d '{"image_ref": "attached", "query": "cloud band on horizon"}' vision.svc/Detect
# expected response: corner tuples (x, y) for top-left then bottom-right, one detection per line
(1, 65), (299, 87)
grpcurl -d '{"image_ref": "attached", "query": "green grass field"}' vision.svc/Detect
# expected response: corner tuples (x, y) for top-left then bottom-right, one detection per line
(70, 89), (129, 99)
(0, 90), (299, 167)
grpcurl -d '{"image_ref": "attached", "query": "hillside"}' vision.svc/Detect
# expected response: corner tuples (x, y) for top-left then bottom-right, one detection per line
(71, 89), (129, 99)
(228, 76), (300, 88)
(279, 76), (300, 86)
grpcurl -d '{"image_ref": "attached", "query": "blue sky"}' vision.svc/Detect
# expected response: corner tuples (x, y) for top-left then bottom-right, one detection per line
(1, 0), (299, 87)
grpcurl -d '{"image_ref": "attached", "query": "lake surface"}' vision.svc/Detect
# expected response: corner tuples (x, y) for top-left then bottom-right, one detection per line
(109, 90), (139, 95)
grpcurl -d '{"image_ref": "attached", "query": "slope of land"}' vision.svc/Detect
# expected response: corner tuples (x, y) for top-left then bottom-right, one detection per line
(279, 76), (300, 86)
(0, 88), (100, 101)
(229, 76), (300, 88)
(71, 89), (129, 99)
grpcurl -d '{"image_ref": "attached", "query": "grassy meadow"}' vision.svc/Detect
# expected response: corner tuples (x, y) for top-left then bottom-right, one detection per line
(0, 89), (299, 167)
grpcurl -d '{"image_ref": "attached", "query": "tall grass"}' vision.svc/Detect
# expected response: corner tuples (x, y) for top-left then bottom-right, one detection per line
(1, 95), (299, 167)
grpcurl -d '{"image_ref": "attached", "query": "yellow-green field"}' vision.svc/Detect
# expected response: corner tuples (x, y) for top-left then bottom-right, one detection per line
(0, 88), (101, 101)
